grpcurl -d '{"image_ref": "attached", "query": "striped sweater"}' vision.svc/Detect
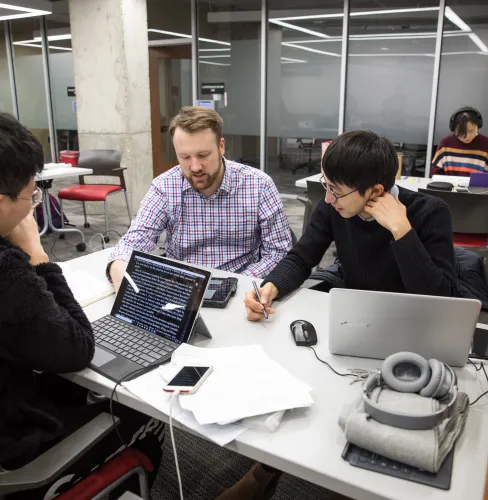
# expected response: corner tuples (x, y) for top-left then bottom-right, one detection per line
(431, 133), (488, 177)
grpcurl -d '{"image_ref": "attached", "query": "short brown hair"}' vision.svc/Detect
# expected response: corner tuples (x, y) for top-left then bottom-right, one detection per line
(169, 106), (223, 144)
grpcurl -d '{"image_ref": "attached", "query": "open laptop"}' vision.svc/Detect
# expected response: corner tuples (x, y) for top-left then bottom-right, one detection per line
(91, 251), (211, 381)
(328, 289), (481, 366)
(469, 172), (488, 190)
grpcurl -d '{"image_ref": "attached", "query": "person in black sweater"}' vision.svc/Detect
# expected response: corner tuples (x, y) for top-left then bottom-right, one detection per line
(244, 130), (458, 320)
(0, 113), (166, 498)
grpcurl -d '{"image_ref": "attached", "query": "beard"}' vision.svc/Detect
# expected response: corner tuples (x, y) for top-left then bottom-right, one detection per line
(185, 156), (224, 191)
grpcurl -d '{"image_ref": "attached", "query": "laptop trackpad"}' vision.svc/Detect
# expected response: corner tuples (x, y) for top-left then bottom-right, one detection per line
(92, 347), (117, 367)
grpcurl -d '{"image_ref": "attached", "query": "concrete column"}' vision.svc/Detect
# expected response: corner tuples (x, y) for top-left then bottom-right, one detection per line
(69, 0), (153, 213)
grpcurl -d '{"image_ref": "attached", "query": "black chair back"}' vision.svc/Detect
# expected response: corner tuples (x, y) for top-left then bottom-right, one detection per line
(77, 150), (126, 188)
(419, 188), (488, 234)
(306, 180), (326, 210)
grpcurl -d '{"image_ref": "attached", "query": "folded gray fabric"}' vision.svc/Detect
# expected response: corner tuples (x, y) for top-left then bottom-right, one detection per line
(338, 386), (469, 473)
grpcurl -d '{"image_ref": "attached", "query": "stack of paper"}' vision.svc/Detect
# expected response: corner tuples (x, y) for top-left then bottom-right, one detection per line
(123, 344), (313, 444)
(163, 344), (314, 425)
(59, 267), (114, 307)
(123, 368), (247, 446)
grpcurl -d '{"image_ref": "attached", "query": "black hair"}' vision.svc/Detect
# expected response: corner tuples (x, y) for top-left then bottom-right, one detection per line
(322, 130), (397, 195)
(454, 109), (481, 139)
(0, 113), (44, 197)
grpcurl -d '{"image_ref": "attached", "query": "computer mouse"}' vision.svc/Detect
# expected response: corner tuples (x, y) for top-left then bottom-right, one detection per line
(290, 320), (317, 347)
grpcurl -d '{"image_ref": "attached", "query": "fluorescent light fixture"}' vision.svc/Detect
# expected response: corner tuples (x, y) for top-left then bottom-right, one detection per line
(13, 41), (72, 51)
(148, 29), (230, 46)
(48, 45), (72, 51)
(199, 37), (231, 46)
(148, 29), (191, 39)
(0, 2), (50, 21)
(349, 52), (434, 57)
(444, 7), (487, 53)
(269, 19), (330, 39)
(199, 48), (231, 52)
(281, 57), (307, 63)
(270, 7), (440, 41)
(442, 51), (486, 56)
(199, 54), (231, 58)
(444, 7), (471, 32)
(282, 42), (340, 57)
(469, 33), (488, 53)
(285, 30), (472, 45)
(199, 61), (230, 66)
(33, 34), (72, 42)
(272, 6), (439, 22)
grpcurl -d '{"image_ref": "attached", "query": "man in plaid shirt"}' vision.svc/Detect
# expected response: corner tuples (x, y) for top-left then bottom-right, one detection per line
(108, 106), (292, 291)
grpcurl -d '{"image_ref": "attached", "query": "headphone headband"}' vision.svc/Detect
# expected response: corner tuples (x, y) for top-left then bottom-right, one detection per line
(449, 106), (483, 131)
(363, 370), (457, 430)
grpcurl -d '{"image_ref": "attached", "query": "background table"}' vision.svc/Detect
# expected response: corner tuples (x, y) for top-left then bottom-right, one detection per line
(61, 251), (488, 500)
(295, 174), (433, 192)
(36, 166), (93, 250)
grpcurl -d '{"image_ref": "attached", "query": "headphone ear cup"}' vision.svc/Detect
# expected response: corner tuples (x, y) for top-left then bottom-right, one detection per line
(433, 364), (455, 400)
(381, 352), (430, 393)
(419, 359), (444, 398)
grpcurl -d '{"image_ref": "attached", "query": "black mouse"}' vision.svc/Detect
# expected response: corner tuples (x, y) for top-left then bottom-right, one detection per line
(290, 320), (317, 346)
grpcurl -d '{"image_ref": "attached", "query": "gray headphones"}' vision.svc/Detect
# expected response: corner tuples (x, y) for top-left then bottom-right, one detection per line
(363, 352), (457, 430)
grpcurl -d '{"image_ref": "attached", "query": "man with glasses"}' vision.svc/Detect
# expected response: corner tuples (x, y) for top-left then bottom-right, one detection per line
(244, 130), (459, 321)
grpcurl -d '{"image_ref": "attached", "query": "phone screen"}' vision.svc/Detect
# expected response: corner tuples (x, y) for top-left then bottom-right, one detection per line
(472, 328), (488, 360)
(204, 278), (237, 302)
(167, 366), (210, 387)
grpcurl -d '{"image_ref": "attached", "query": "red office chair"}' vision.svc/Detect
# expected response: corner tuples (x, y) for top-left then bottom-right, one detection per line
(58, 150), (132, 243)
(0, 414), (153, 500)
(418, 188), (488, 258)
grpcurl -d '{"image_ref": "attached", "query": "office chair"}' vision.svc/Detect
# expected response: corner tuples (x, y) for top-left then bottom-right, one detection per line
(402, 143), (427, 177)
(0, 413), (152, 500)
(58, 150), (132, 243)
(419, 188), (488, 258)
(292, 139), (323, 175)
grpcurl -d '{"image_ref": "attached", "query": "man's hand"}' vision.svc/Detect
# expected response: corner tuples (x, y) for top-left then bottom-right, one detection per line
(110, 259), (128, 293)
(243, 282), (279, 321)
(364, 193), (412, 240)
(6, 212), (49, 265)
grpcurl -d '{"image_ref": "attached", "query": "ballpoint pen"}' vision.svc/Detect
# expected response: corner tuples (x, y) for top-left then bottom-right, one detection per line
(252, 280), (269, 320)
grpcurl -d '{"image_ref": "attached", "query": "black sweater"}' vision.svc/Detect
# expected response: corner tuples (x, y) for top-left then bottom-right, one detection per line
(264, 187), (458, 298)
(0, 237), (94, 469)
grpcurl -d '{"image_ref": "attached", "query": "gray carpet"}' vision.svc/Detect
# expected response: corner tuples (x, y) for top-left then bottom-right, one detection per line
(150, 427), (350, 500)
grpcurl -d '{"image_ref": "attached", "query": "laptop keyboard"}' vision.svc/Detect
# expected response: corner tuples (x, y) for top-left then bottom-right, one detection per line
(92, 315), (176, 367)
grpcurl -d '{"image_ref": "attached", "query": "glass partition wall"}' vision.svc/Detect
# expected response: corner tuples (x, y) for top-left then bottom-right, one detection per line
(3, 0), (487, 190)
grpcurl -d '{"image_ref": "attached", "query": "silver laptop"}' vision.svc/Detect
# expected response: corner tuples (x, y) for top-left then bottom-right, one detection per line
(328, 289), (481, 366)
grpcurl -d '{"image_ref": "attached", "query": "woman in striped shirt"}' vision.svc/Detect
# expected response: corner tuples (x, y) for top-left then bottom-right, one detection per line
(432, 106), (488, 177)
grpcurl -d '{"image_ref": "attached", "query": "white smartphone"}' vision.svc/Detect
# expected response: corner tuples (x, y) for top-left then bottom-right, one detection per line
(163, 365), (213, 394)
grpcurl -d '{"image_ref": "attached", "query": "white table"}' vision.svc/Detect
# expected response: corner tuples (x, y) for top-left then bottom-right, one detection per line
(295, 174), (433, 192)
(61, 251), (488, 500)
(36, 166), (93, 250)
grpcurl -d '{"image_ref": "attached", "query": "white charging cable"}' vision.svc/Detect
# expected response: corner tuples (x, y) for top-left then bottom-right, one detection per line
(170, 390), (184, 500)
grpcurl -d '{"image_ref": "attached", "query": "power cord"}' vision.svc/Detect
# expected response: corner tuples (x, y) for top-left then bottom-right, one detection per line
(307, 344), (360, 379)
(467, 358), (488, 406)
(169, 390), (184, 500)
(89, 232), (107, 252)
(109, 366), (154, 487)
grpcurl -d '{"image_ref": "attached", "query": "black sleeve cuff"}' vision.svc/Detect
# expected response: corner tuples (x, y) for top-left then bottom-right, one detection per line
(35, 262), (63, 275)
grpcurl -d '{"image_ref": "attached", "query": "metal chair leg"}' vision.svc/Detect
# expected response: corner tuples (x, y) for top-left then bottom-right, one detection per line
(124, 190), (132, 224)
(59, 199), (65, 229)
(82, 202), (88, 227)
(104, 199), (109, 237)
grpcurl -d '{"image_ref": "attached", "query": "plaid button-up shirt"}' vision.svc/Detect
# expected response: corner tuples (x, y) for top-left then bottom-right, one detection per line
(109, 159), (292, 278)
